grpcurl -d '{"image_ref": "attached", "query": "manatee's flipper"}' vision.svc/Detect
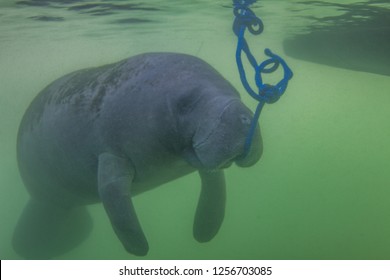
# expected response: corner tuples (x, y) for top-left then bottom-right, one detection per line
(12, 199), (92, 259)
(193, 170), (226, 242)
(98, 152), (148, 256)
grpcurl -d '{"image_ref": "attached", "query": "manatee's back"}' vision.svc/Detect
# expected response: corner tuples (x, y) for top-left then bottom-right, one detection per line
(16, 63), (115, 203)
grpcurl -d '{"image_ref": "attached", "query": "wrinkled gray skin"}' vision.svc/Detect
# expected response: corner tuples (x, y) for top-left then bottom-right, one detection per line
(14, 53), (262, 259)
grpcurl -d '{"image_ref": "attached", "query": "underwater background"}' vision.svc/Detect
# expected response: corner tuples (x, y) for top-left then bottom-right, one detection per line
(0, 0), (389, 260)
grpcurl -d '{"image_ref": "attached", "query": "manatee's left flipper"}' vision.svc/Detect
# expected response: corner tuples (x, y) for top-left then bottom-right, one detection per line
(98, 152), (149, 256)
(193, 170), (226, 242)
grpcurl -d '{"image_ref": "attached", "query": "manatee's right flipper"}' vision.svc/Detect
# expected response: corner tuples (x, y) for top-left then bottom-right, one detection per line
(98, 152), (148, 256)
(12, 199), (92, 259)
(193, 170), (226, 242)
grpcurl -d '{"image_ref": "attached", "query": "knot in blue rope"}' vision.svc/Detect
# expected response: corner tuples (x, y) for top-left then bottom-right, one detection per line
(255, 48), (293, 104)
(232, 0), (293, 159)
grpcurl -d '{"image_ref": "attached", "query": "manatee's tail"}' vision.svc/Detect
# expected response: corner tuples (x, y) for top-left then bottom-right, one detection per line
(12, 199), (93, 259)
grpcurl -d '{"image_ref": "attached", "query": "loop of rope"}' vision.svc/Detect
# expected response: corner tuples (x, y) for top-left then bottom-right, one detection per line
(232, 0), (293, 158)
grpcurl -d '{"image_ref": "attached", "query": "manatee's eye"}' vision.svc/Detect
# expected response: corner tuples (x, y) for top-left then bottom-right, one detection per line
(177, 87), (202, 115)
(240, 114), (251, 125)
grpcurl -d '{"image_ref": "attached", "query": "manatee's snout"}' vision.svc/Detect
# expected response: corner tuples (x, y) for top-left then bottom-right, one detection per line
(192, 99), (263, 171)
(235, 120), (262, 168)
(235, 137), (262, 168)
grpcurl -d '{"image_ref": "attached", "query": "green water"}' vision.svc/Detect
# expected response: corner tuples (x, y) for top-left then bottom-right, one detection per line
(1, 0), (389, 260)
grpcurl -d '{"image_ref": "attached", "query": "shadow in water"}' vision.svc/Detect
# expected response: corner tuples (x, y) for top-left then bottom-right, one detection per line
(283, 0), (390, 76)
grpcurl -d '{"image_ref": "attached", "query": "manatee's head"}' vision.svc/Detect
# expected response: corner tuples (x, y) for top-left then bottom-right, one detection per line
(181, 98), (263, 171)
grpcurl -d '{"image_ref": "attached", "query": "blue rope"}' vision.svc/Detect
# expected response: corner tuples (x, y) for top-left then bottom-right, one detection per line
(233, 0), (293, 158)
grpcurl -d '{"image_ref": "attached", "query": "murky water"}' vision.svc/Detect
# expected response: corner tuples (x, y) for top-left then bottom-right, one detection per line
(1, 0), (389, 259)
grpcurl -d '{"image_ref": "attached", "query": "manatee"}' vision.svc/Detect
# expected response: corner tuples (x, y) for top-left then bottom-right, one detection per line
(13, 52), (262, 259)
